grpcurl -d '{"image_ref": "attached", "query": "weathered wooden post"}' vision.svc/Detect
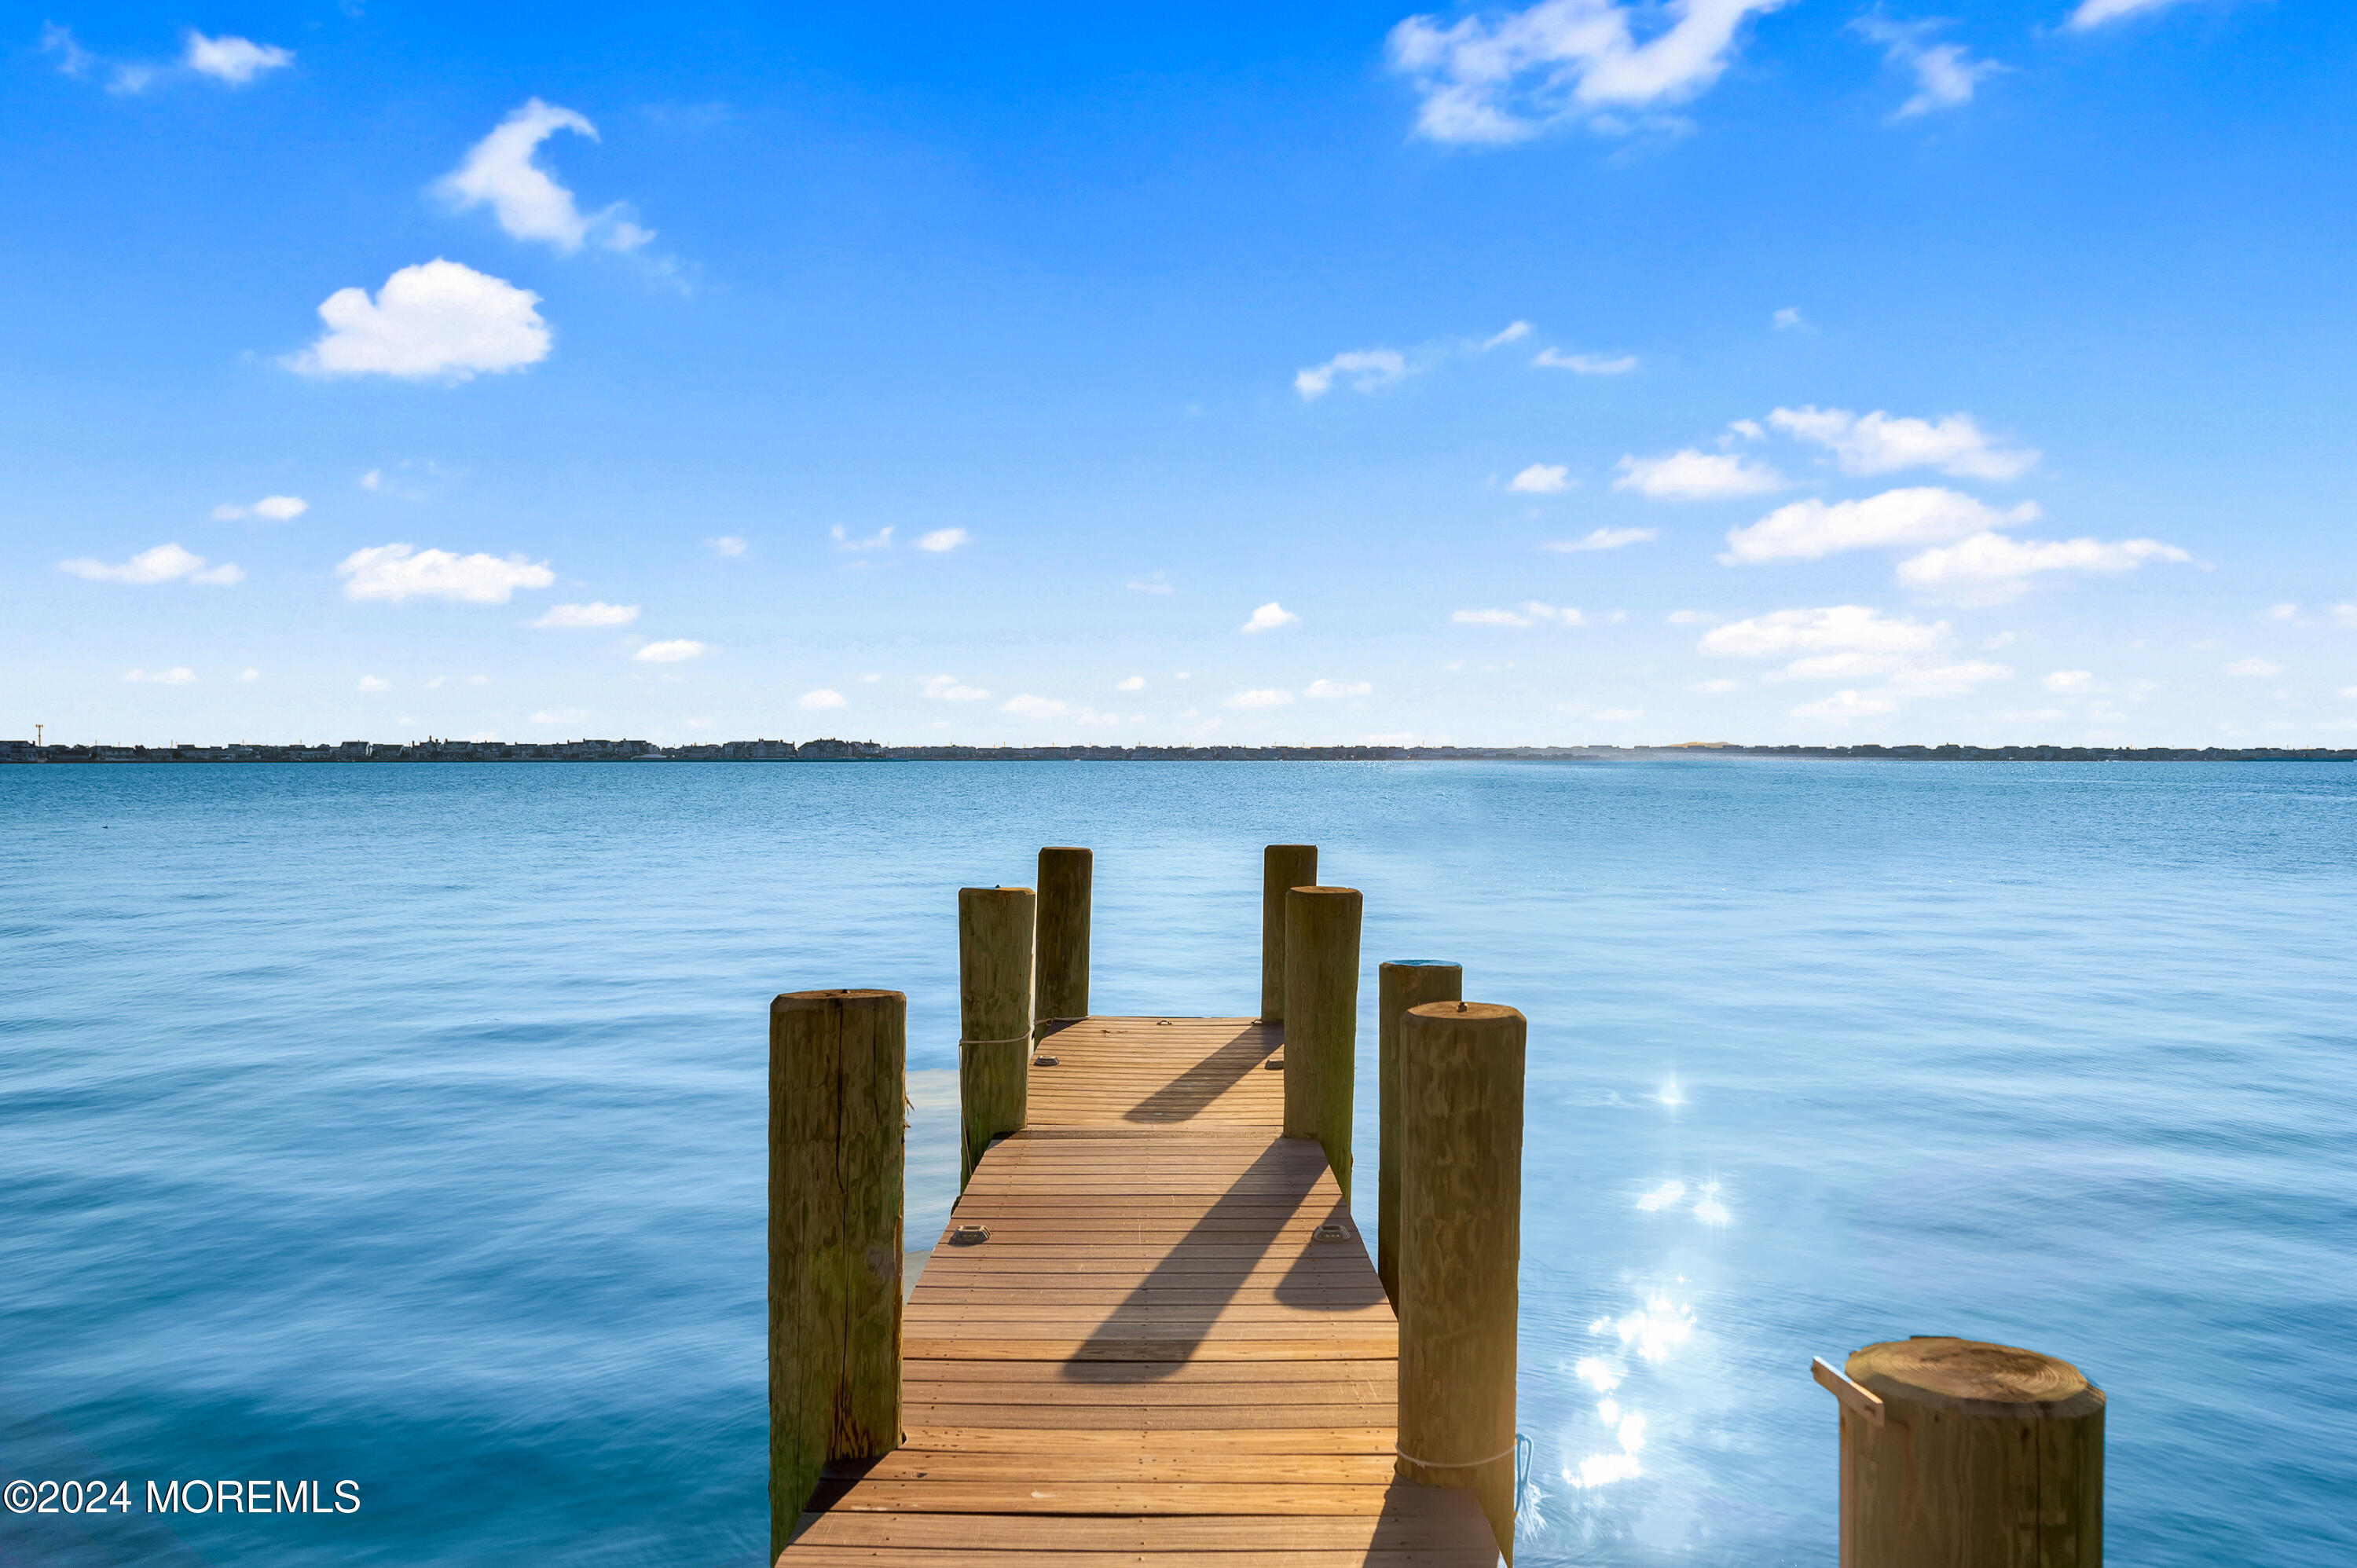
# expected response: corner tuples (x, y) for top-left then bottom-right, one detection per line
(1281, 885), (1361, 1200)
(769, 988), (904, 1561)
(1034, 847), (1091, 1034)
(959, 885), (1035, 1189)
(1376, 959), (1461, 1308)
(1816, 1337), (2104, 1568)
(1259, 844), (1318, 1021)
(1397, 1000), (1524, 1563)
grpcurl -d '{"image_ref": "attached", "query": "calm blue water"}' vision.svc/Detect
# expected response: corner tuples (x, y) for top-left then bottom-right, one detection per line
(4, 760), (2352, 1566)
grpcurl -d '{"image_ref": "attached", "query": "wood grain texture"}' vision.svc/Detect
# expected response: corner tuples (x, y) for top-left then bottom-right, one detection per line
(1842, 1337), (2104, 1568)
(1376, 962), (1461, 1310)
(1396, 1002), (1523, 1564)
(777, 1012), (1497, 1567)
(1281, 889), (1362, 1204)
(771, 989), (906, 1563)
(1259, 845), (1318, 1022)
(1035, 848), (1092, 1026)
(959, 887), (1035, 1188)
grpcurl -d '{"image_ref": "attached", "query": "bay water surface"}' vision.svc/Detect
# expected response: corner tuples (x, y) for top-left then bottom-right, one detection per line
(3, 760), (2352, 1566)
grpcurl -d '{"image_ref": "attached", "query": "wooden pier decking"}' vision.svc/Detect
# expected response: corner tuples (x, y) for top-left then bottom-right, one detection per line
(780, 1015), (1499, 1566)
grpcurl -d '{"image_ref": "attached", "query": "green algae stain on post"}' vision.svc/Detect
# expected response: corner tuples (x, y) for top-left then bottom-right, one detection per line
(768, 988), (904, 1562)
(1281, 884), (1362, 1202)
(1259, 844), (1318, 1021)
(1033, 848), (1092, 1031)
(958, 885), (1035, 1189)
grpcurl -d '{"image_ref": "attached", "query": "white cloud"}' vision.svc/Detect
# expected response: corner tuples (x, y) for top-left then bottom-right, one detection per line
(183, 31), (292, 85)
(916, 527), (971, 552)
(2335, 604), (2357, 629)
(1721, 486), (2036, 563)
(1791, 689), (1897, 721)
(1454, 601), (1585, 628)
(1768, 405), (2037, 479)
(1386, 0), (1793, 142)
(1002, 694), (1069, 717)
(1242, 602), (1300, 633)
(59, 542), (243, 586)
(434, 100), (651, 253)
(1306, 679), (1373, 698)
(1894, 531), (2191, 604)
(1295, 348), (1409, 400)
(358, 470), (383, 491)
(1483, 321), (1534, 348)
(1853, 16), (2001, 119)
(358, 675), (391, 692)
(2044, 669), (2095, 692)
(1127, 573), (1174, 594)
(286, 260), (550, 381)
(924, 675), (992, 701)
(1545, 526), (1658, 552)
(534, 602), (639, 628)
(1224, 689), (1295, 709)
(1510, 463), (1571, 493)
(1615, 449), (1787, 500)
(1533, 347), (1637, 374)
(337, 543), (555, 604)
(1116, 676), (1147, 691)
(1884, 659), (2013, 695)
(634, 639), (706, 663)
(1667, 610), (1720, 625)
(124, 667), (197, 685)
(211, 494), (308, 522)
(709, 535), (747, 557)
(237, 668), (259, 682)
(1702, 604), (1946, 660)
(831, 525), (894, 551)
(39, 24), (95, 77)
(2224, 658), (2283, 678)
(2262, 602), (2297, 621)
(2067, 0), (2190, 29)
(799, 689), (848, 710)
(1772, 306), (1805, 331)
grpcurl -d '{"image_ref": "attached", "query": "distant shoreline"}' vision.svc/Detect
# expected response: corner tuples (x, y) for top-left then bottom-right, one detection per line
(7, 738), (2353, 764)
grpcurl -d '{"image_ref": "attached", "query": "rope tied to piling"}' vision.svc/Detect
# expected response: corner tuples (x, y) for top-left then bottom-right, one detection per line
(957, 1035), (1033, 1048)
(1394, 1442), (1516, 1468)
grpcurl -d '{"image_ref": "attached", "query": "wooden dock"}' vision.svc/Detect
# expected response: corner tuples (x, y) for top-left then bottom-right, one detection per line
(781, 1014), (1500, 1566)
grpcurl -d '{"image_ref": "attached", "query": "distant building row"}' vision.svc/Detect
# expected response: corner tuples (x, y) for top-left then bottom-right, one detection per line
(6, 738), (2356, 764)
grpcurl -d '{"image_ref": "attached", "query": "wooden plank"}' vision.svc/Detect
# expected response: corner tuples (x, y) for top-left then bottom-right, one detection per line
(897, 1427), (1396, 1454)
(900, 1404), (1395, 1430)
(827, 1479), (1410, 1515)
(903, 1358), (1395, 1385)
(791, 1493), (1491, 1550)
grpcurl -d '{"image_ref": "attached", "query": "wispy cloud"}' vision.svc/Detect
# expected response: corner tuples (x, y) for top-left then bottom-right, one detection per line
(634, 639), (706, 662)
(916, 527), (971, 552)
(124, 666), (197, 685)
(1387, 0), (1794, 142)
(1223, 689), (1295, 709)
(1483, 321), (1534, 349)
(1545, 527), (1657, 552)
(1852, 15), (2001, 119)
(1769, 405), (2037, 479)
(1895, 532), (2191, 605)
(337, 543), (554, 604)
(2066, 0), (2192, 30)
(924, 675), (991, 701)
(1510, 463), (1571, 493)
(831, 525), (894, 551)
(44, 25), (293, 93)
(183, 31), (292, 86)
(1306, 679), (1373, 698)
(434, 100), (652, 253)
(1772, 306), (1807, 331)
(1127, 573), (1175, 594)
(1002, 694), (1070, 717)
(285, 260), (550, 381)
(533, 602), (639, 628)
(1616, 449), (1787, 500)
(1721, 487), (2035, 562)
(1533, 347), (1637, 374)
(1295, 348), (1410, 400)
(60, 543), (242, 586)
(799, 689), (847, 709)
(211, 494), (307, 522)
(709, 535), (747, 557)
(2223, 657), (2283, 678)
(1454, 601), (1585, 627)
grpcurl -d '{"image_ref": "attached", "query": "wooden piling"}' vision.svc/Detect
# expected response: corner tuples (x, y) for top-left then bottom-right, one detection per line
(1831, 1336), (2104, 1568)
(958, 885), (1035, 1189)
(1259, 844), (1318, 1021)
(1034, 847), (1092, 1031)
(768, 988), (905, 1562)
(1376, 959), (1462, 1308)
(1281, 885), (1362, 1202)
(1396, 1000), (1525, 1563)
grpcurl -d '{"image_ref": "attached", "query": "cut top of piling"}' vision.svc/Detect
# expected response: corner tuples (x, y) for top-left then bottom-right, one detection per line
(1848, 1337), (2103, 1419)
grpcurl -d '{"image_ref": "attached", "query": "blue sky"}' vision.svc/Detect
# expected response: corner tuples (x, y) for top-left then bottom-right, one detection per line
(6, 0), (2353, 746)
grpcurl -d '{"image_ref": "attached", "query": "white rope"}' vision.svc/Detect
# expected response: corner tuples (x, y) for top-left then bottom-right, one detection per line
(958, 1035), (1033, 1047)
(1395, 1443), (1517, 1469)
